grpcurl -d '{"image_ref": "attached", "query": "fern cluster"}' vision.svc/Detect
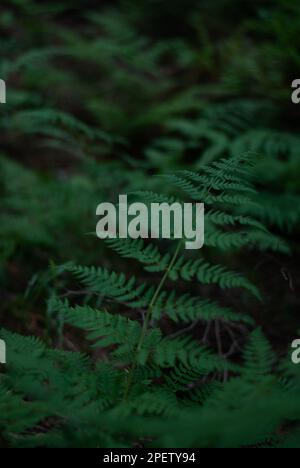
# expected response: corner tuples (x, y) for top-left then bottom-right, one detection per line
(2, 155), (299, 447)
(1, 0), (300, 449)
(1, 326), (300, 448)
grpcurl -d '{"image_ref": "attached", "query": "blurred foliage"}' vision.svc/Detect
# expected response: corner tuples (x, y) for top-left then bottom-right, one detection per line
(0, 0), (300, 448)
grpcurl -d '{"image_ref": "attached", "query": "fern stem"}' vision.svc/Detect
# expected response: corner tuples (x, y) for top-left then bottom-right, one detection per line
(123, 240), (182, 401)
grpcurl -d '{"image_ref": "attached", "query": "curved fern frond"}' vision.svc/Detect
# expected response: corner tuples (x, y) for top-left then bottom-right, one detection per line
(106, 238), (260, 298)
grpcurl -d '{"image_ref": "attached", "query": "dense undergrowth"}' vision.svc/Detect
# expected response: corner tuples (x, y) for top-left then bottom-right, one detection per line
(0, 0), (300, 448)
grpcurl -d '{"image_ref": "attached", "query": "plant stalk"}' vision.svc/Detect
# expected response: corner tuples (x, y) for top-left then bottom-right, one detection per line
(122, 241), (182, 401)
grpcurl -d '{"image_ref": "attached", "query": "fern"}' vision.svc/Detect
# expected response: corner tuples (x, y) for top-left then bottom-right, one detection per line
(1, 326), (300, 448)
(1, 0), (300, 449)
(106, 237), (260, 298)
(242, 329), (276, 380)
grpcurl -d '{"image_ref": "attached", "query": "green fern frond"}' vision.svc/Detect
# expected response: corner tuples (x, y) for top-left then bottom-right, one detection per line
(242, 329), (276, 379)
(65, 264), (153, 309)
(53, 299), (142, 351)
(106, 238), (260, 298)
